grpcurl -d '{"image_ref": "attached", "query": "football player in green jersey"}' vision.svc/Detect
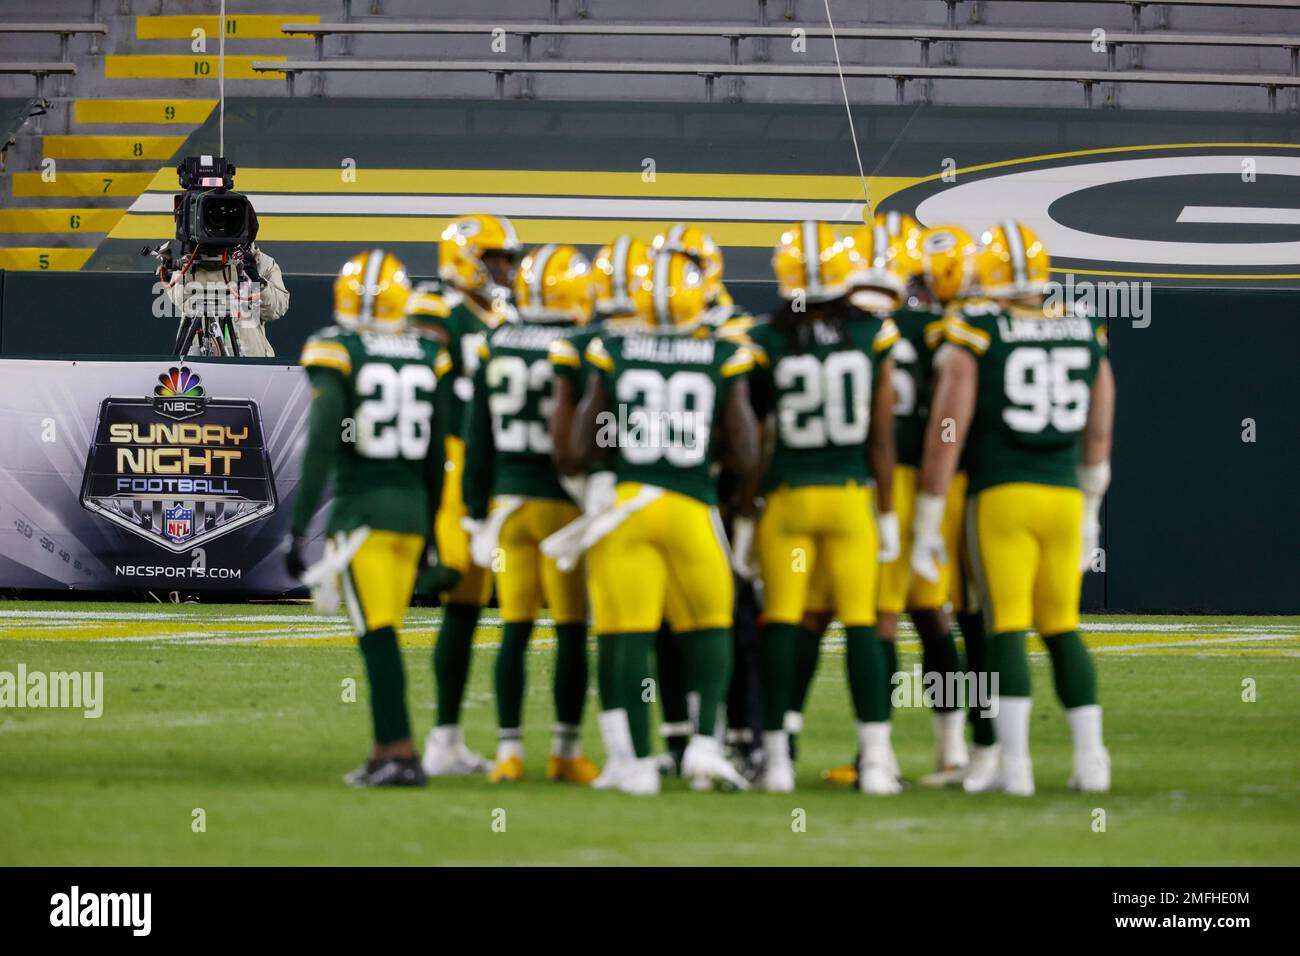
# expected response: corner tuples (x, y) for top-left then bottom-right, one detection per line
(800, 218), (983, 788)
(743, 221), (902, 795)
(654, 225), (765, 773)
(406, 213), (521, 777)
(914, 221), (1115, 796)
(286, 249), (452, 787)
(564, 250), (762, 795)
(461, 243), (602, 785)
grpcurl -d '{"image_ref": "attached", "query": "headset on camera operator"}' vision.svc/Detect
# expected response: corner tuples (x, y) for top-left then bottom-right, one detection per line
(148, 156), (289, 357)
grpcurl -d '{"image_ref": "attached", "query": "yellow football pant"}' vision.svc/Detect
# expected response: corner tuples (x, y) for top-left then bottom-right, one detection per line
(877, 466), (969, 614)
(967, 482), (1085, 636)
(435, 434), (493, 606)
(341, 530), (425, 637)
(588, 484), (733, 635)
(758, 483), (879, 627)
(494, 498), (586, 625)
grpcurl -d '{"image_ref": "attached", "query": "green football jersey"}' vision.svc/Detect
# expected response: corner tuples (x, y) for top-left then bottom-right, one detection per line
(584, 329), (754, 504)
(297, 326), (452, 535)
(406, 279), (513, 440)
(945, 299), (1108, 494)
(747, 311), (899, 491)
(548, 322), (605, 395)
(463, 320), (577, 512)
(889, 305), (946, 468)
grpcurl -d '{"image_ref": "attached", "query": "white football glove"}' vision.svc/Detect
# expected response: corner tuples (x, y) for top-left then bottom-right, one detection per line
(584, 470), (617, 516)
(909, 492), (948, 584)
(1078, 461), (1110, 573)
(729, 515), (757, 581)
(875, 510), (901, 564)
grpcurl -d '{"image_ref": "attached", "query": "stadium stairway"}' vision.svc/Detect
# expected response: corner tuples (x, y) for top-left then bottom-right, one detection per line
(0, 6), (322, 272)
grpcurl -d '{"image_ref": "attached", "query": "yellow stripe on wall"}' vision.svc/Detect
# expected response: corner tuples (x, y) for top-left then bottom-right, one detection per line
(0, 209), (126, 234)
(74, 99), (216, 125)
(105, 55), (285, 80)
(136, 14), (320, 40)
(0, 248), (96, 271)
(142, 167), (921, 204)
(12, 171), (156, 198)
(44, 135), (187, 161)
(108, 214), (803, 247)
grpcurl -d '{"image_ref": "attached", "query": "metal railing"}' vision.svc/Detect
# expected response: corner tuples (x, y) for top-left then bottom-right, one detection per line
(252, 57), (1300, 110)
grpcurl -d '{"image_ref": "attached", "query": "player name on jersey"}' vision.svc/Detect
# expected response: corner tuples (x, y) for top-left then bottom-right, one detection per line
(995, 315), (1094, 343)
(620, 334), (718, 366)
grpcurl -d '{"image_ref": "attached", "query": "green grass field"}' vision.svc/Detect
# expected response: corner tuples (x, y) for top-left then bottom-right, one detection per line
(1, 602), (1297, 866)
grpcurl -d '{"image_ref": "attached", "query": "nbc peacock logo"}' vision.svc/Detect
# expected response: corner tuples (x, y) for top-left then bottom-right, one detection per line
(152, 366), (205, 421)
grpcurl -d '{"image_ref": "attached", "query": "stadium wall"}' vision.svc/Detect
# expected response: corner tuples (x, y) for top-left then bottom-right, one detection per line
(2, 97), (1297, 612)
(0, 273), (1296, 613)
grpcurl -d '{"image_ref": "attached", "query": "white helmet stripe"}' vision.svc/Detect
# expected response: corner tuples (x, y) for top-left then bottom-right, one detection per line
(1003, 219), (1026, 288)
(499, 215), (520, 251)
(802, 220), (822, 298)
(653, 251), (671, 326)
(873, 222), (889, 270)
(360, 247), (384, 323)
(612, 236), (631, 303)
(886, 210), (901, 238)
(529, 243), (557, 307)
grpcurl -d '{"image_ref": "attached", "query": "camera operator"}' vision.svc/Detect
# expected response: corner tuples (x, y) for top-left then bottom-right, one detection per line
(154, 157), (290, 357)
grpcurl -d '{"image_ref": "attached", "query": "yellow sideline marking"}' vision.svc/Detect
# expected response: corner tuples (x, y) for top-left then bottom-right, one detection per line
(1, 612), (1297, 656)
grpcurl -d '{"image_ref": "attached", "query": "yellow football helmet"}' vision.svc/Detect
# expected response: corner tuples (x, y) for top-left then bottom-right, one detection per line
(652, 224), (724, 303)
(650, 251), (709, 330)
(977, 220), (1050, 299)
(593, 235), (655, 323)
(334, 248), (410, 329)
(438, 213), (522, 295)
(773, 221), (867, 303)
(848, 217), (908, 308)
(918, 225), (979, 305)
(514, 243), (595, 324)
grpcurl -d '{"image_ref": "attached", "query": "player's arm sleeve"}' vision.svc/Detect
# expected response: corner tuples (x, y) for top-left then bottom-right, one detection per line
(289, 364), (346, 536)
(460, 343), (494, 520)
(424, 348), (455, 530)
(942, 307), (993, 357)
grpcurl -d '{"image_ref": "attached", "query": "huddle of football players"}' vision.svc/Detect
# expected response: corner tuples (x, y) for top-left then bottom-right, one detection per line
(286, 206), (1115, 800)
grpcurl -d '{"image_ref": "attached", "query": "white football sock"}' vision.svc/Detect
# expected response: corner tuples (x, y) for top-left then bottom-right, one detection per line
(763, 730), (791, 766)
(495, 738), (523, 762)
(933, 710), (969, 767)
(432, 724), (462, 748)
(1066, 704), (1104, 754)
(551, 722), (581, 759)
(994, 696), (1032, 759)
(598, 709), (634, 763)
(856, 721), (893, 766)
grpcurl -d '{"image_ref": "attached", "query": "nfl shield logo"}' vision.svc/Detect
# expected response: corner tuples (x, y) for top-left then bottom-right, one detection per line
(165, 505), (194, 544)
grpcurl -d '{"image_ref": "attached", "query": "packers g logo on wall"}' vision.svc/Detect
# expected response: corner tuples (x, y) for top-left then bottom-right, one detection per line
(884, 145), (1300, 281)
(80, 366), (278, 553)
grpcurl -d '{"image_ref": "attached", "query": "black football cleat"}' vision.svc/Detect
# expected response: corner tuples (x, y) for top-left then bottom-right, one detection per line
(343, 756), (427, 788)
